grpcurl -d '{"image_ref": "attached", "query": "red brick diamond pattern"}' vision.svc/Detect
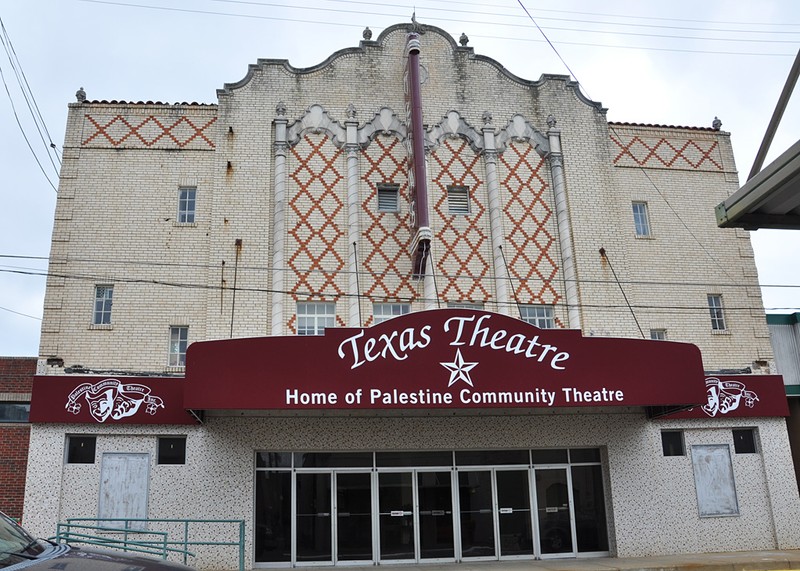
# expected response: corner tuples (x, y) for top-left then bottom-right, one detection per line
(431, 139), (490, 303)
(611, 135), (722, 170)
(287, 134), (346, 308)
(82, 114), (216, 149)
(361, 136), (417, 303)
(500, 142), (560, 304)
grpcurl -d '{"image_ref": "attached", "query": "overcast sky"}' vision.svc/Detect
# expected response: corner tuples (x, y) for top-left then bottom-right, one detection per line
(1, 0), (798, 357)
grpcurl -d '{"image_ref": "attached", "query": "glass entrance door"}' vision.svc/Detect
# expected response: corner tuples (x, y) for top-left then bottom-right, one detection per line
(378, 472), (415, 561)
(458, 470), (496, 559)
(335, 472), (372, 562)
(534, 468), (575, 557)
(417, 471), (454, 560)
(496, 470), (533, 557)
(296, 473), (333, 563)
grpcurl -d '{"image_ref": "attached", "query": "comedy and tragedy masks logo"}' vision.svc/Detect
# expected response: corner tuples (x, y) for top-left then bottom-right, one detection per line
(702, 377), (759, 417)
(65, 379), (165, 423)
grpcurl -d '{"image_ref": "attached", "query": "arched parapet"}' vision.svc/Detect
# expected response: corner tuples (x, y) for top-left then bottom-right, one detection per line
(426, 110), (483, 153)
(495, 114), (550, 156)
(286, 104), (347, 148)
(357, 107), (407, 147)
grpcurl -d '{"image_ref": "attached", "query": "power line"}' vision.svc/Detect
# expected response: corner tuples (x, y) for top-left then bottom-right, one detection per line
(0, 304), (42, 321)
(73, 0), (799, 57)
(1, 254), (798, 291)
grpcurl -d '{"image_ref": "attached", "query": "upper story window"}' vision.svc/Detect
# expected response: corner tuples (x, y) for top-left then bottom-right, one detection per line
(373, 303), (410, 325)
(169, 326), (189, 368)
(93, 285), (114, 325)
(520, 305), (555, 329)
(446, 185), (470, 215)
(297, 302), (336, 336)
(377, 184), (400, 213)
(707, 294), (726, 331)
(178, 186), (196, 224)
(650, 329), (667, 341)
(632, 201), (651, 237)
(447, 301), (484, 310)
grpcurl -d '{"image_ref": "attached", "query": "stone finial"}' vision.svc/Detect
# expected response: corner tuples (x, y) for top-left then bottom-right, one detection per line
(362, 26), (372, 40)
(410, 11), (423, 33)
(276, 101), (287, 116)
(459, 33), (469, 47)
(482, 110), (493, 125)
(75, 87), (86, 103)
(346, 103), (357, 119)
(712, 116), (722, 130)
(546, 114), (557, 128)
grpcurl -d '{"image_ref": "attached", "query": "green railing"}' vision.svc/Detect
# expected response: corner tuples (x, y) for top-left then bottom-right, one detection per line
(56, 518), (245, 571)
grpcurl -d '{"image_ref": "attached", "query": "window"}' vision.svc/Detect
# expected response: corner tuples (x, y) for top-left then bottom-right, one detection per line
(169, 326), (189, 368)
(373, 303), (410, 325)
(520, 305), (555, 328)
(446, 185), (470, 215)
(733, 428), (757, 454)
(447, 301), (484, 310)
(297, 302), (336, 335)
(66, 435), (96, 464)
(0, 402), (30, 422)
(158, 437), (187, 464)
(692, 444), (739, 516)
(632, 201), (651, 237)
(650, 329), (667, 341)
(178, 186), (196, 223)
(93, 285), (114, 325)
(707, 294), (726, 331)
(661, 430), (685, 456)
(376, 184), (399, 212)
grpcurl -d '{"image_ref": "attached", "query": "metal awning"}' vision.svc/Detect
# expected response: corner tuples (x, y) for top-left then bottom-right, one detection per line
(716, 138), (800, 229)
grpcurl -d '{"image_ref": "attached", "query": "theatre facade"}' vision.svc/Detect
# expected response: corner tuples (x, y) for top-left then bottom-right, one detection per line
(24, 20), (800, 570)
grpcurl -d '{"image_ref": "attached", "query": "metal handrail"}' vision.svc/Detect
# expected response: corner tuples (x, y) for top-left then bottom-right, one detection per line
(61, 518), (245, 571)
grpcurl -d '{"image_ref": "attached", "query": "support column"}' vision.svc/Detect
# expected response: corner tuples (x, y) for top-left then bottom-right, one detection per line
(270, 103), (289, 335)
(345, 104), (362, 327)
(547, 115), (581, 330)
(482, 112), (510, 315)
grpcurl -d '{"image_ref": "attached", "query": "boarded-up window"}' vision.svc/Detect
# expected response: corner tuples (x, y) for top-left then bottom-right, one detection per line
(98, 453), (150, 529)
(691, 444), (738, 517)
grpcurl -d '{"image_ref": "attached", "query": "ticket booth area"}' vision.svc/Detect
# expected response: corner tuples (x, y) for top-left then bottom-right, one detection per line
(254, 449), (608, 566)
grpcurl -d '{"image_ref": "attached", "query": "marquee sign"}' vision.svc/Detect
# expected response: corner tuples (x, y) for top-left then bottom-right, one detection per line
(184, 309), (709, 411)
(663, 375), (788, 419)
(30, 375), (196, 424)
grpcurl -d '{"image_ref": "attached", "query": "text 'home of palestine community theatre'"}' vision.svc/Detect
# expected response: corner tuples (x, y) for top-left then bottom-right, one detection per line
(23, 19), (800, 570)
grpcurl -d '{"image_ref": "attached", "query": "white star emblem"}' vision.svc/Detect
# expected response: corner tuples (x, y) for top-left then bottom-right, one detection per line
(440, 348), (478, 387)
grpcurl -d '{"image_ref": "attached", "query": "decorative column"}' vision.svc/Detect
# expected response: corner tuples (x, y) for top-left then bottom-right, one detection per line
(547, 115), (581, 330)
(271, 102), (289, 335)
(344, 104), (362, 327)
(481, 111), (510, 315)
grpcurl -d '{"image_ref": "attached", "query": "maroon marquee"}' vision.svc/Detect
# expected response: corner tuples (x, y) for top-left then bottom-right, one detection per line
(30, 375), (196, 424)
(184, 309), (709, 411)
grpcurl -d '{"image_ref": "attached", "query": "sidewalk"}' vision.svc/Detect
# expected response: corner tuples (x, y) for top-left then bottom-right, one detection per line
(356, 551), (800, 571)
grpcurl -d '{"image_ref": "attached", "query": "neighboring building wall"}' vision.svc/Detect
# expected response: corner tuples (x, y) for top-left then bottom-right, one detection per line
(769, 313), (800, 386)
(0, 357), (35, 519)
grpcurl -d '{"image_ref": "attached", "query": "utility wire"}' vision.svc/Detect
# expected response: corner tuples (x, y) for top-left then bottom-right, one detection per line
(73, 0), (799, 57)
(516, 0), (738, 283)
(0, 254), (794, 291)
(0, 266), (791, 314)
(0, 18), (61, 172)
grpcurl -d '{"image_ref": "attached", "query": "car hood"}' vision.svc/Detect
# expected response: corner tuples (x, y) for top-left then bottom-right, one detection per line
(5, 543), (195, 570)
